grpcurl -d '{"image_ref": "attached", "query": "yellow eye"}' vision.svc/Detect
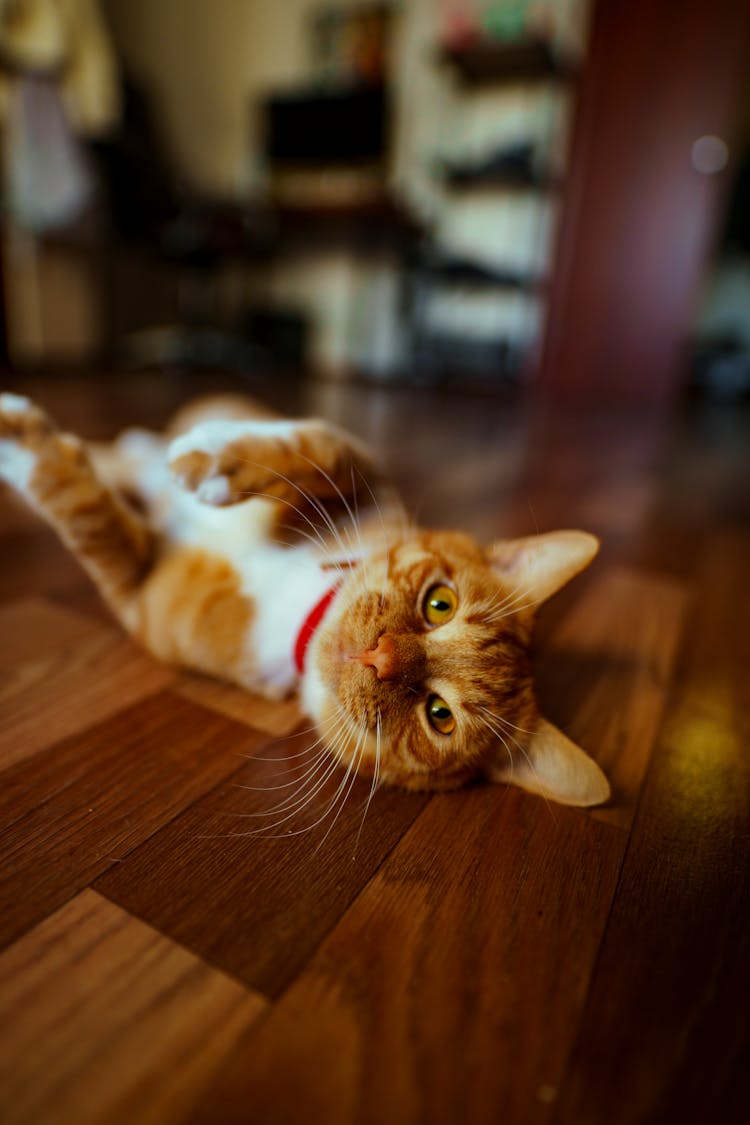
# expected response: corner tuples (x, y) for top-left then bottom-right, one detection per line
(423, 584), (457, 626)
(427, 695), (456, 735)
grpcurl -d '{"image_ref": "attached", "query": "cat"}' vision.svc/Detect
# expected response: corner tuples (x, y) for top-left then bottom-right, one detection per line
(0, 391), (610, 807)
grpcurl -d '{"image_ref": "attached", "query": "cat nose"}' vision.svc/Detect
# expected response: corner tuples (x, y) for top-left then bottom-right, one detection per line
(354, 634), (425, 683)
(355, 634), (400, 680)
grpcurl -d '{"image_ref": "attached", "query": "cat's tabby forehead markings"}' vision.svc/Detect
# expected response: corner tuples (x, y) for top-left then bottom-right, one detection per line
(310, 529), (537, 789)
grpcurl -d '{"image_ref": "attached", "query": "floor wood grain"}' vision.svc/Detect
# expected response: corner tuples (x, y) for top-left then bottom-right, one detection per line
(1, 371), (748, 1124)
(0, 598), (175, 769)
(0, 693), (272, 949)
(0, 890), (267, 1125)
(536, 567), (688, 829)
(185, 790), (625, 1125)
(552, 531), (750, 1125)
(95, 729), (431, 994)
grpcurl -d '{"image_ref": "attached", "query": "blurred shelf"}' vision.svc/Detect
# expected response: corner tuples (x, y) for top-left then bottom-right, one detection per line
(440, 165), (560, 192)
(271, 197), (423, 249)
(439, 37), (577, 85)
(421, 256), (545, 293)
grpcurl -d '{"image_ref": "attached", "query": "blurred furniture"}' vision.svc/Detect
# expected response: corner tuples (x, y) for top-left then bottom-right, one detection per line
(90, 78), (275, 370)
(253, 80), (421, 380)
(409, 30), (576, 386)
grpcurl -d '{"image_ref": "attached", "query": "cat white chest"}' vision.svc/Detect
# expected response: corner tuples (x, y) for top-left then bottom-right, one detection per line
(238, 545), (334, 697)
(173, 496), (333, 695)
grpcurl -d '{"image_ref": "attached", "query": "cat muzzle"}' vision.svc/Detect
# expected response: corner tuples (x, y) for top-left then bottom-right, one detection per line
(353, 634), (426, 683)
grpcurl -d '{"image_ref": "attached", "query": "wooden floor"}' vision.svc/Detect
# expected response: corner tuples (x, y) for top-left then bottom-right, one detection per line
(1, 371), (748, 1125)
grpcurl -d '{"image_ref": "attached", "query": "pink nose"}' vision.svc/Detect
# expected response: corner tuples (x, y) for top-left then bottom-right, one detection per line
(354, 634), (400, 681)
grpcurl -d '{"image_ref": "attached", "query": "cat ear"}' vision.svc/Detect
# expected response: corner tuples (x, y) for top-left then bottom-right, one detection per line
(486, 530), (599, 609)
(486, 718), (610, 807)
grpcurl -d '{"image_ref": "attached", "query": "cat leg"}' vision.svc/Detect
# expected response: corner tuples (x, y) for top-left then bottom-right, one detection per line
(0, 393), (153, 619)
(167, 417), (379, 508)
(165, 393), (279, 438)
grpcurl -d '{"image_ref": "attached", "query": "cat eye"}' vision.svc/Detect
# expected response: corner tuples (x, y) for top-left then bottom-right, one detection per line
(427, 695), (456, 735)
(423, 583), (458, 626)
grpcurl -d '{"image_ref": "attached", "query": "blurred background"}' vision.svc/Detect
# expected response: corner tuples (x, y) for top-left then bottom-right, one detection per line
(0, 0), (748, 406)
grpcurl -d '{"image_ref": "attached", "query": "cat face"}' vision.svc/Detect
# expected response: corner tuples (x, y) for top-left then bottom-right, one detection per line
(303, 528), (611, 805)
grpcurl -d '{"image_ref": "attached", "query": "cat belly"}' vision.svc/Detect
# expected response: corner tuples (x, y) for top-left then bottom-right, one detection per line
(102, 435), (335, 697)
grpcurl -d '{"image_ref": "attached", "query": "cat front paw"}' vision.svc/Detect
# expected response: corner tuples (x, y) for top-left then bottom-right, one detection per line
(167, 419), (302, 506)
(168, 446), (234, 506)
(168, 417), (378, 508)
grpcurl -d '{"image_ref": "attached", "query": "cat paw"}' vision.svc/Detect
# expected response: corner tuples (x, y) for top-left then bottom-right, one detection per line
(0, 393), (55, 444)
(168, 418), (377, 508)
(0, 395), (91, 495)
(168, 419), (312, 506)
(0, 394), (57, 490)
(167, 446), (233, 506)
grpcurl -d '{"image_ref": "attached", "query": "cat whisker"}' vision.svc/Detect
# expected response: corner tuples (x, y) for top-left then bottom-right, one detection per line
(477, 705), (537, 739)
(232, 741), (333, 791)
(477, 712), (514, 772)
(238, 750), (347, 833)
(234, 457), (356, 568)
(486, 585), (542, 621)
(235, 713), (352, 820)
(484, 579), (539, 620)
(313, 712), (369, 855)
(354, 706), (382, 856)
(229, 485), (346, 570)
(293, 448), (371, 585)
(245, 721), (324, 760)
(351, 463), (395, 612)
(247, 711), (367, 841)
(476, 712), (556, 823)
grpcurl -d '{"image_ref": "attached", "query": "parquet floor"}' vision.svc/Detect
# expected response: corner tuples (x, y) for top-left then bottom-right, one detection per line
(1, 372), (748, 1125)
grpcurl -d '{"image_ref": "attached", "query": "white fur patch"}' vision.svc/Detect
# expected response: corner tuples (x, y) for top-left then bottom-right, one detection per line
(119, 428), (163, 459)
(196, 475), (231, 505)
(0, 440), (35, 489)
(300, 654), (328, 723)
(169, 419), (300, 461)
(242, 545), (336, 696)
(0, 393), (32, 415)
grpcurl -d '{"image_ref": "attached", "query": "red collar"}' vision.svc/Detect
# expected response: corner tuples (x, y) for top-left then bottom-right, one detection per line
(294, 582), (343, 675)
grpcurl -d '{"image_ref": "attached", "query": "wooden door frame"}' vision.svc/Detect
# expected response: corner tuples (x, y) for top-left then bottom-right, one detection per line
(538, 0), (750, 405)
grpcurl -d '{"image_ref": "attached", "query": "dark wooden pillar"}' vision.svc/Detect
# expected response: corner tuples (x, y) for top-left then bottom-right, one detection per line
(538, 0), (750, 405)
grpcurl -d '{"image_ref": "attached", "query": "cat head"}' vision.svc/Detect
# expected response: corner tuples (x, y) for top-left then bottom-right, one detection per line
(302, 528), (610, 807)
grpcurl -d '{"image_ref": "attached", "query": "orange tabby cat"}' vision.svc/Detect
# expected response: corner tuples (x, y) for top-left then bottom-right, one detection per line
(0, 391), (609, 806)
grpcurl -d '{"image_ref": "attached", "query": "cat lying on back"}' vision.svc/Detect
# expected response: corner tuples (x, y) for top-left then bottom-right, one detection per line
(0, 391), (609, 806)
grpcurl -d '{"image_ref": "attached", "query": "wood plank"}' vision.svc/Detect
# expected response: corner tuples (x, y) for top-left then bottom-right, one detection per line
(0, 597), (99, 668)
(185, 789), (625, 1125)
(552, 531), (750, 1124)
(175, 671), (304, 737)
(0, 693), (271, 949)
(0, 598), (175, 770)
(96, 729), (430, 995)
(535, 567), (688, 829)
(0, 527), (91, 603)
(0, 889), (267, 1125)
